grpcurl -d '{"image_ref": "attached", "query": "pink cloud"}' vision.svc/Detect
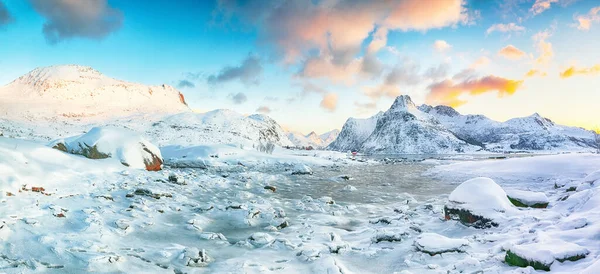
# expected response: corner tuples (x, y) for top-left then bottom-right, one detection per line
(320, 93), (339, 112)
(498, 45), (526, 60)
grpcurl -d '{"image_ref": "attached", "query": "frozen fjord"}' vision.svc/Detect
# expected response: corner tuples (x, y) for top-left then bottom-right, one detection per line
(1, 138), (600, 273)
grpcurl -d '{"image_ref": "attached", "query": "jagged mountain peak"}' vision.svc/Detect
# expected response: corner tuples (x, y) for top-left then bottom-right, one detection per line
(390, 95), (417, 111)
(306, 131), (319, 138)
(433, 105), (461, 117)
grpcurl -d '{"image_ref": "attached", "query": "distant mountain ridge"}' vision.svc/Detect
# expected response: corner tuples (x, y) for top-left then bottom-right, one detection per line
(287, 129), (340, 148)
(329, 95), (597, 154)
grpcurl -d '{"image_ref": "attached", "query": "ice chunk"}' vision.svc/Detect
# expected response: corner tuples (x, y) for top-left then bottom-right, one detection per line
(291, 164), (313, 175)
(414, 233), (469, 255)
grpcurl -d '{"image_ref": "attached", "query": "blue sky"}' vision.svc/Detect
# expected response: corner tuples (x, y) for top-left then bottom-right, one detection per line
(0, 0), (599, 133)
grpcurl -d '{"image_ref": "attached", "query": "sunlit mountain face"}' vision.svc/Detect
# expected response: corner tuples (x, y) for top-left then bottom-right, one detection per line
(1, 0), (599, 134)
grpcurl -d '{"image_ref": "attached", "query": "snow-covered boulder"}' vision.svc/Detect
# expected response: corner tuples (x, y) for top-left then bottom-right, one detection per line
(583, 170), (600, 184)
(50, 126), (163, 171)
(506, 189), (549, 208)
(505, 239), (589, 271)
(444, 177), (514, 228)
(291, 164), (313, 175)
(414, 233), (469, 256)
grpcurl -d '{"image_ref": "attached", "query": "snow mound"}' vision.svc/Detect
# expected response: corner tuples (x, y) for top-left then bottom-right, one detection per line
(291, 164), (313, 175)
(581, 259), (600, 274)
(506, 189), (549, 208)
(506, 239), (589, 269)
(0, 137), (123, 193)
(583, 170), (600, 184)
(445, 177), (515, 228)
(448, 177), (513, 214)
(50, 126), (162, 171)
(414, 233), (469, 255)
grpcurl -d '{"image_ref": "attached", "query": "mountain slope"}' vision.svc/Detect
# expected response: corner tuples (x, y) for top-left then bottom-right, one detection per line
(359, 96), (477, 154)
(420, 105), (597, 152)
(0, 65), (189, 121)
(0, 65), (294, 148)
(327, 112), (384, 152)
(319, 129), (340, 146)
(142, 110), (293, 147)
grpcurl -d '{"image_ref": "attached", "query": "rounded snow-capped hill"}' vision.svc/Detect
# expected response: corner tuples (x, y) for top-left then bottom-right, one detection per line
(144, 110), (293, 147)
(50, 126), (163, 171)
(0, 65), (189, 121)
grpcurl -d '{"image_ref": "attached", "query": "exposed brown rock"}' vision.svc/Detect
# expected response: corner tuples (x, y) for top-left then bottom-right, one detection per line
(142, 145), (163, 171)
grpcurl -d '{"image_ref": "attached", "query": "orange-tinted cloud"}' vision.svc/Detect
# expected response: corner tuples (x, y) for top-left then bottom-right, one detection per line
(470, 56), (490, 69)
(256, 106), (271, 114)
(216, 0), (472, 65)
(426, 75), (524, 107)
(297, 55), (362, 84)
(525, 69), (547, 77)
(433, 40), (451, 52)
(362, 63), (421, 100)
(498, 45), (526, 60)
(367, 27), (388, 54)
(320, 93), (338, 112)
(574, 6), (600, 31)
(533, 29), (554, 65)
(560, 65), (600, 78)
(385, 0), (472, 31)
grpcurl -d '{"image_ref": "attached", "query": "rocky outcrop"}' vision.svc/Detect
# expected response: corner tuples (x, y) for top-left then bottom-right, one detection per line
(506, 189), (549, 208)
(505, 240), (589, 271)
(50, 126), (163, 171)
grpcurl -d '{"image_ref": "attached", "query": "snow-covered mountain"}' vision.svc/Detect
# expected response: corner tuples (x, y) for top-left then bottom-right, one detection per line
(359, 96), (476, 154)
(328, 95), (597, 154)
(319, 129), (340, 146)
(419, 105), (597, 152)
(327, 112), (384, 152)
(142, 110), (293, 147)
(0, 65), (189, 121)
(287, 129), (340, 148)
(0, 65), (293, 148)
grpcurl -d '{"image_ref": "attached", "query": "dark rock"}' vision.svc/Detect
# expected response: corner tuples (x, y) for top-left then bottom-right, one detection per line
(264, 186), (277, 192)
(444, 206), (498, 229)
(507, 196), (548, 208)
